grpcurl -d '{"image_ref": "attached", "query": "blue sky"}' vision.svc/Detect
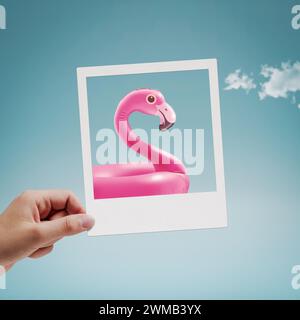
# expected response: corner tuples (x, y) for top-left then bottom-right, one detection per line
(0, 0), (299, 299)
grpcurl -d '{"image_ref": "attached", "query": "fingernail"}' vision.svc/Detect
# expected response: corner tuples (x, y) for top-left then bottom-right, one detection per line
(80, 215), (95, 230)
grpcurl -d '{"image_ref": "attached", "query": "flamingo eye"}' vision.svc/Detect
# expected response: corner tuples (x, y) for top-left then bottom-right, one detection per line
(146, 94), (156, 104)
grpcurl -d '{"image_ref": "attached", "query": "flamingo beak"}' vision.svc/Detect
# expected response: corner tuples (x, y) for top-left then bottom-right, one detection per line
(157, 103), (176, 131)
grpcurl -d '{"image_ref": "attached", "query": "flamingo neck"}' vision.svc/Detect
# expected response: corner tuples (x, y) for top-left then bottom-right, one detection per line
(114, 108), (186, 174)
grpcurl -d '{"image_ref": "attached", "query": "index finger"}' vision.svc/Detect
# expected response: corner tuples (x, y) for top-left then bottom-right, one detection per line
(21, 189), (86, 219)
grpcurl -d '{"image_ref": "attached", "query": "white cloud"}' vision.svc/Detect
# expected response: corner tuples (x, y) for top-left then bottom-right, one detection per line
(259, 62), (300, 100)
(224, 69), (256, 93)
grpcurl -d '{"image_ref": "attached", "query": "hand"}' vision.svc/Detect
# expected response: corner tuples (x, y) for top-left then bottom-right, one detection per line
(0, 190), (95, 271)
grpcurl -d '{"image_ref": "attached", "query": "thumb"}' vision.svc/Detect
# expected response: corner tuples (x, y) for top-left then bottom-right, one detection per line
(37, 214), (95, 244)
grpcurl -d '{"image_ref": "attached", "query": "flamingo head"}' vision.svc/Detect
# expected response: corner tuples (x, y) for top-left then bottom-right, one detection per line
(120, 89), (176, 131)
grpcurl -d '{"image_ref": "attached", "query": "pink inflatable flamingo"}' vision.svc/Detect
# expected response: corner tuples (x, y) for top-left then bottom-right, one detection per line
(93, 89), (190, 199)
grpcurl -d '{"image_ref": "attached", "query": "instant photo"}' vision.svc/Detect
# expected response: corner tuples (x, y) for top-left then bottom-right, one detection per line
(77, 59), (227, 235)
